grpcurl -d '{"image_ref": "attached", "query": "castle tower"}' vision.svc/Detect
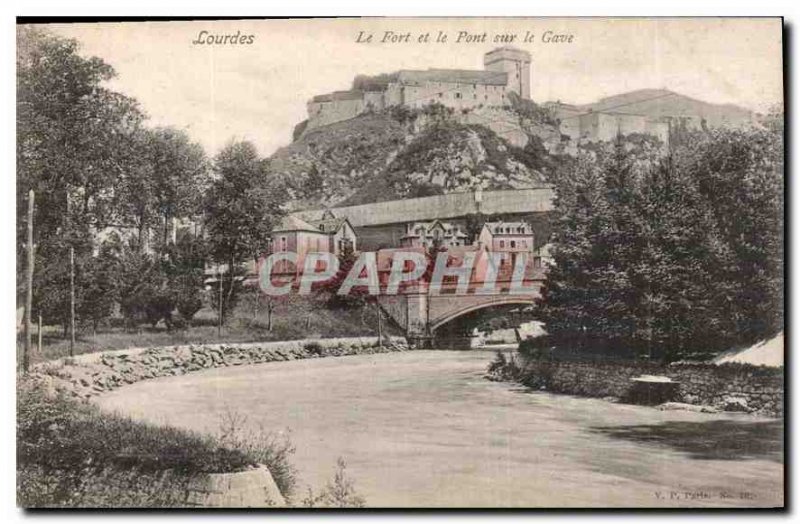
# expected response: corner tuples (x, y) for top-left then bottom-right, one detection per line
(483, 47), (531, 99)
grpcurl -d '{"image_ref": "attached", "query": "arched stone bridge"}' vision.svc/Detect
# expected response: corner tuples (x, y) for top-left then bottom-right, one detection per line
(377, 282), (544, 347)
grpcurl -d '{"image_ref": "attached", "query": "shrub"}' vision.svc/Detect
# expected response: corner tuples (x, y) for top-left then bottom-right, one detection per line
(300, 458), (366, 508)
(303, 341), (325, 356)
(174, 278), (204, 324)
(517, 337), (554, 361)
(215, 410), (298, 500)
(486, 350), (521, 381)
(17, 379), (297, 507)
(17, 463), (193, 508)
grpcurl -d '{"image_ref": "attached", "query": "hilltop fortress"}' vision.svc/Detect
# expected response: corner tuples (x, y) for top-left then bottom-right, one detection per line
(305, 47), (531, 131)
(304, 47), (757, 147)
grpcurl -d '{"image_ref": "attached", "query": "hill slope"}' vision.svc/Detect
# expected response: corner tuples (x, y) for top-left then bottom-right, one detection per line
(266, 105), (560, 210)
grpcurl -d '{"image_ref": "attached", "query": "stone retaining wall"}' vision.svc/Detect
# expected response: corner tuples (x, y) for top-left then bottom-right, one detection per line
(33, 336), (409, 400)
(490, 358), (783, 418)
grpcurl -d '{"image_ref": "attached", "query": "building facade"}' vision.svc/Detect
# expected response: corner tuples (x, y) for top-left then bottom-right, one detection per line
(307, 211), (358, 255)
(477, 221), (535, 254)
(305, 47), (531, 131)
(400, 220), (469, 249)
(546, 102), (670, 146)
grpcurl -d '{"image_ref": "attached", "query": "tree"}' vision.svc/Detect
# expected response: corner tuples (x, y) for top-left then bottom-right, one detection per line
(537, 149), (637, 355)
(203, 141), (285, 321)
(162, 233), (207, 325)
(113, 127), (209, 250)
(463, 212), (487, 244)
(17, 27), (145, 233)
(538, 125), (783, 361)
(112, 240), (163, 330)
(677, 126), (784, 344)
(75, 241), (120, 333)
(17, 27), (144, 309)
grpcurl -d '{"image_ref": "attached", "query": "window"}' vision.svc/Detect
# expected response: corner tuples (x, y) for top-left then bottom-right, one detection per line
(280, 236), (287, 252)
(455, 92), (462, 99)
(438, 92), (443, 98)
(510, 241), (516, 248)
(499, 240), (505, 248)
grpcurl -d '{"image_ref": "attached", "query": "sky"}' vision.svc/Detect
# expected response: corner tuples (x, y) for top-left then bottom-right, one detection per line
(47, 18), (783, 157)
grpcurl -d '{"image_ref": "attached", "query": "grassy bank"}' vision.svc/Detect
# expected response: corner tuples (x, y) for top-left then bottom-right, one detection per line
(22, 295), (398, 364)
(17, 377), (296, 507)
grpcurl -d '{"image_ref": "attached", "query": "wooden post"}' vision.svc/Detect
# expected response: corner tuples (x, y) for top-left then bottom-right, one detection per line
(377, 303), (383, 347)
(69, 246), (75, 356)
(217, 265), (223, 337)
(23, 190), (34, 372)
(254, 286), (259, 320)
(37, 314), (42, 355)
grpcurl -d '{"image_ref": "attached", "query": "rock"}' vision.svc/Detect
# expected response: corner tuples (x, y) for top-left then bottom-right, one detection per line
(718, 396), (750, 412)
(658, 402), (719, 413)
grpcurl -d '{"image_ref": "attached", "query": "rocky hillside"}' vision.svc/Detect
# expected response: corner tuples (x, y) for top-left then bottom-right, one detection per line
(266, 102), (563, 209)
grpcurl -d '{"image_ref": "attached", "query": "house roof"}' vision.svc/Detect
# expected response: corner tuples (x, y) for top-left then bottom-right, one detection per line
(309, 217), (351, 233)
(483, 221), (533, 235)
(271, 215), (324, 234)
(402, 220), (467, 239)
(397, 69), (508, 86)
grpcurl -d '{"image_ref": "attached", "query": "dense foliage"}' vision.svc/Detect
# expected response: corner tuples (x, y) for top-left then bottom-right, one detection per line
(203, 141), (285, 320)
(17, 28), (285, 336)
(538, 128), (783, 361)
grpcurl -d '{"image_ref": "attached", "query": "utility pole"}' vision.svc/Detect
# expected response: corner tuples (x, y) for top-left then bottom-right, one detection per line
(65, 191), (75, 356)
(69, 246), (75, 356)
(377, 303), (383, 347)
(217, 264), (223, 337)
(23, 190), (34, 372)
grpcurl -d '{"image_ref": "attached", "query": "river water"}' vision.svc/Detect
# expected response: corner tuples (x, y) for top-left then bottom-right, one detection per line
(96, 350), (783, 508)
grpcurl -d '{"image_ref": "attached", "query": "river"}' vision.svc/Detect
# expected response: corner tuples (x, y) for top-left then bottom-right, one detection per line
(96, 350), (783, 508)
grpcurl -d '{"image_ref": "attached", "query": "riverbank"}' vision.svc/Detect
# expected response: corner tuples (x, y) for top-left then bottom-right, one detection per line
(17, 377), (293, 508)
(30, 336), (408, 400)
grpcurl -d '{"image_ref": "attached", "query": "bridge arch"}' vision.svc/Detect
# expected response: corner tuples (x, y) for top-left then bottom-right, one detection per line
(429, 297), (536, 333)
